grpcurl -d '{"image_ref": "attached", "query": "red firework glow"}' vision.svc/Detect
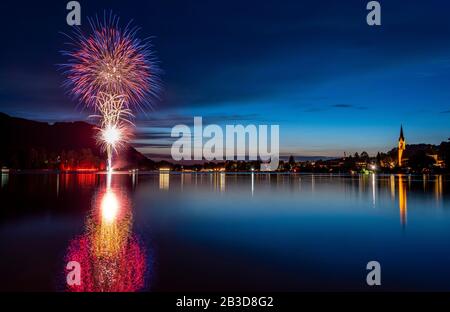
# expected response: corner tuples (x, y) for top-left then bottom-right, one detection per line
(65, 187), (147, 292)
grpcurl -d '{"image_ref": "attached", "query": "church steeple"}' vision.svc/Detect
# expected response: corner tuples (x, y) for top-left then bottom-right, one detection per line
(399, 125), (405, 141)
(398, 125), (406, 167)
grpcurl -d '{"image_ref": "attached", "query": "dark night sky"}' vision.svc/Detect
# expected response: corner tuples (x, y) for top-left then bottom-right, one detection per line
(1, 0), (450, 159)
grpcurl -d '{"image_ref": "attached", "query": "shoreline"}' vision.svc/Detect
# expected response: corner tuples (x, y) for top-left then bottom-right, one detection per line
(2, 169), (449, 177)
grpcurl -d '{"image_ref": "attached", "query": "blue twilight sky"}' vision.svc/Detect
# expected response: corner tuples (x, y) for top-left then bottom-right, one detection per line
(1, 0), (450, 159)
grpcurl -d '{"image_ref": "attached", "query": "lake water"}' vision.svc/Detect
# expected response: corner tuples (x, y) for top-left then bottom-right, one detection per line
(0, 172), (449, 291)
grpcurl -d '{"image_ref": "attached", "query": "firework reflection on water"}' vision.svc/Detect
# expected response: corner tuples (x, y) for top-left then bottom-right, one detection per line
(65, 179), (147, 292)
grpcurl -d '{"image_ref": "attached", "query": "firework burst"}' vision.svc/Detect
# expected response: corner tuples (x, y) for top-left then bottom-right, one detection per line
(60, 12), (161, 171)
(61, 13), (161, 109)
(97, 122), (130, 153)
(91, 92), (134, 129)
(90, 92), (133, 170)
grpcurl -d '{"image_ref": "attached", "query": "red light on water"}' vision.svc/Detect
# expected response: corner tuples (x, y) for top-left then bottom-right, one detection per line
(65, 187), (147, 292)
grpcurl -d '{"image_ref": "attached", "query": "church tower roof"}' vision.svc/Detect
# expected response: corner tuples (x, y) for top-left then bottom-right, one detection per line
(399, 125), (405, 141)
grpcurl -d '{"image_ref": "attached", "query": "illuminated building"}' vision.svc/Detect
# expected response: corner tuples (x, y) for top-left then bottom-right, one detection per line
(398, 125), (406, 167)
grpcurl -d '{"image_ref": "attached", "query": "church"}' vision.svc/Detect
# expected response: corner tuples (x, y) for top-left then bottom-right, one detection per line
(398, 125), (406, 167)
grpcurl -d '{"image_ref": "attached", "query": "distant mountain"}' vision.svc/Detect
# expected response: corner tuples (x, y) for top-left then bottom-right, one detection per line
(0, 112), (154, 170)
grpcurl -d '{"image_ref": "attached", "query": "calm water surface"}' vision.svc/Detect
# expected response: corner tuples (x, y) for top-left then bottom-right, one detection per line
(0, 172), (449, 291)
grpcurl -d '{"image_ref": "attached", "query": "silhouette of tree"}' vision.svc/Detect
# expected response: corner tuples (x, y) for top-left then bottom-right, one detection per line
(408, 150), (435, 170)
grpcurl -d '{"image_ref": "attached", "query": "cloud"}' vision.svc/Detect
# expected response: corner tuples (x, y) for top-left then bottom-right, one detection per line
(131, 113), (263, 152)
(136, 113), (261, 128)
(303, 104), (368, 113)
(331, 104), (368, 110)
(331, 104), (352, 108)
(132, 142), (173, 148)
(133, 132), (174, 141)
(440, 109), (450, 114)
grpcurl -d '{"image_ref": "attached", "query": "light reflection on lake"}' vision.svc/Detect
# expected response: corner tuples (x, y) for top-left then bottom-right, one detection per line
(64, 174), (147, 292)
(0, 172), (448, 291)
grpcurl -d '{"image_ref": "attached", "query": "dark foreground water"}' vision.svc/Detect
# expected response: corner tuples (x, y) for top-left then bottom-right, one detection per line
(0, 172), (449, 291)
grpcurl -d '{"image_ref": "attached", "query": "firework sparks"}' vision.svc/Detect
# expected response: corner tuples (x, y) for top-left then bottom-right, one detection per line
(61, 13), (161, 109)
(102, 125), (121, 146)
(91, 92), (133, 125)
(98, 123), (130, 151)
(60, 13), (161, 171)
(90, 92), (133, 170)
(91, 92), (133, 145)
